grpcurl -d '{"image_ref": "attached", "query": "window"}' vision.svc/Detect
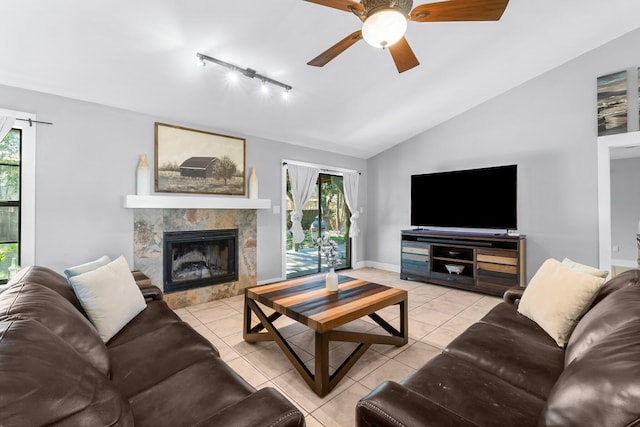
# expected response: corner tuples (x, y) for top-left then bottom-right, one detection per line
(0, 128), (20, 282)
(0, 109), (36, 281)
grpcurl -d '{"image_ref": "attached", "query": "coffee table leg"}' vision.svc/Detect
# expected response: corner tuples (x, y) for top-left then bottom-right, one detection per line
(399, 299), (408, 346)
(314, 331), (330, 397)
(243, 292), (252, 340)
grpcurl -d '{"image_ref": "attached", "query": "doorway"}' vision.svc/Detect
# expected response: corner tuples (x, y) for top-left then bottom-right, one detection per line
(597, 131), (640, 275)
(285, 172), (351, 279)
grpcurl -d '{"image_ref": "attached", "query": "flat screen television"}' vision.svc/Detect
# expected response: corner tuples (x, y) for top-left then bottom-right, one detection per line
(411, 165), (517, 230)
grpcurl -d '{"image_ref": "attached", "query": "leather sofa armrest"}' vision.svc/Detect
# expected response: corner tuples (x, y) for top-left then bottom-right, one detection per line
(356, 381), (476, 427)
(139, 284), (163, 301)
(503, 287), (525, 305)
(132, 270), (164, 301)
(193, 388), (304, 427)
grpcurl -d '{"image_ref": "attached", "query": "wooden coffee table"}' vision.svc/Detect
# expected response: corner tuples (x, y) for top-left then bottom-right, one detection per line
(243, 274), (408, 397)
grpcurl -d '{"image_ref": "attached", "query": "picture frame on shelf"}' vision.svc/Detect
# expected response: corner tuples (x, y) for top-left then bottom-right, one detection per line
(155, 122), (246, 195)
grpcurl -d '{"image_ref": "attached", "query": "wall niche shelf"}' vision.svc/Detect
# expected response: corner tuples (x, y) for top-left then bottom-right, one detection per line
(123, 195), (271, 210)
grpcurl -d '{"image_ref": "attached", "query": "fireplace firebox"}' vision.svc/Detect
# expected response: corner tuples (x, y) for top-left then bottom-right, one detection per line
(163, 229), (238, 293)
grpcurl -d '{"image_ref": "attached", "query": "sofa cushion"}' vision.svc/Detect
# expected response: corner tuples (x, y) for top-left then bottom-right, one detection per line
(541, 318), (640, 427)
(518, 259), (605, 347)
(0, 281), (109, 375)
(192, 387), (305, 427)
(445, 321), (565, 398)
(68, 256), (147, 343)
(106, 299), (188, 348)
(0, 318), (133, 427)
(565, 275), (640, 366)
(480, 302), (558, 345)
(64, 255), (112, 278)
(108, 317), (219, 399)
(357, 381), (480, 427)
(128, 357), (257, 427)
(8, 265), (86, 314)
(589, 268), (640, 308)
(401, 353), (546, 426)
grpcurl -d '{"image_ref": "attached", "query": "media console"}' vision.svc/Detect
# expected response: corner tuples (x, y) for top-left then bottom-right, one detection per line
(400, 230), (526, 296)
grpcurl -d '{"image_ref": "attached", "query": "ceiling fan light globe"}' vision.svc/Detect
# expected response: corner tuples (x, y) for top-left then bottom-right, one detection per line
(362, 9), (408, 49)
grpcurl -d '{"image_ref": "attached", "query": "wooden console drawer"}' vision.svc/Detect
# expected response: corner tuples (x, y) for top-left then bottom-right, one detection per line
(477, 254), (517, 265)
(477, 262), (518, 275)
(402, 246), (429, 256)
(477, 248), (518, 265)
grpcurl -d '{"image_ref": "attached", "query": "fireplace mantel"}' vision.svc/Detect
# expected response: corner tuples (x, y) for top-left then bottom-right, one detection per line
(123, 195), (271, 210)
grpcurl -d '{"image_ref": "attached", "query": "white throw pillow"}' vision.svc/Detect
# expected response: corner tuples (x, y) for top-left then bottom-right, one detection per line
(518, 258), (606, 347)
(68, 256), (146, 343)
(64, 255), (112, 279)
(561, 257), (609, 279)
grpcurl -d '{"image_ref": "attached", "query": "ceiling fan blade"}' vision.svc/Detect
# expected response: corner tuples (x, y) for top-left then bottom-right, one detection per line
(307, 30), (363, 67)
(304, 0), (364, 14)
(411, 0), (509, 22)
(388, 37), (420, 73)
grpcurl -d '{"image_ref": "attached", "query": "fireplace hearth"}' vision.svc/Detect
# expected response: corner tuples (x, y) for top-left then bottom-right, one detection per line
(163, 229), (238, 293)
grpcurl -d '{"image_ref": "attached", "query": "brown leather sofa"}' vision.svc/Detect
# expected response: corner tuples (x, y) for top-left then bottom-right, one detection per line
(356, 269), (640, 427)
(0, 265), (305, 427)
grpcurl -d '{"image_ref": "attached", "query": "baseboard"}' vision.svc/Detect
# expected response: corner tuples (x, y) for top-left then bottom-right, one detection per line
(352, 261), (368, 270)
(257, 277), (285, 285)
(612, 258), (638, 268)
(361, 261), (401, 273)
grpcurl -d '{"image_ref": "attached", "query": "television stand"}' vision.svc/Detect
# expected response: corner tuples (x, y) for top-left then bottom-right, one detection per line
(400, 230), (526, 296)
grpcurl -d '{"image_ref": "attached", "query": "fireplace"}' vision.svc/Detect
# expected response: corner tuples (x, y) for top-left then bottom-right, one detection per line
(163, 229), (238, 293)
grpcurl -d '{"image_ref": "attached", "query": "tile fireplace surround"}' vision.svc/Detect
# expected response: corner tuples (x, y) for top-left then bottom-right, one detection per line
(133, 208), (257, 309)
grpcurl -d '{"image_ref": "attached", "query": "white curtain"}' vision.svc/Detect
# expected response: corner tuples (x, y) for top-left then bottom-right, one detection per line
(343, 172), (360, 238)
(0, 116), (15, 142)
(288, 164), (320, 244)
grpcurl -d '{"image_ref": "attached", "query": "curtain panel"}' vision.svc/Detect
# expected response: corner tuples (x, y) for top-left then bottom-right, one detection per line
(343, 172), (360, 238)
(287, 164), (320, 244)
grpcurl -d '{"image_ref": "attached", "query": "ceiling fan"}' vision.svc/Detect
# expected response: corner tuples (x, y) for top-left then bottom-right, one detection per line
(305, 0), (509, 73)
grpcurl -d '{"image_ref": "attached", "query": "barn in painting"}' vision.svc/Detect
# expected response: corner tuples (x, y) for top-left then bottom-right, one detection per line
(179, 157), (219, 178)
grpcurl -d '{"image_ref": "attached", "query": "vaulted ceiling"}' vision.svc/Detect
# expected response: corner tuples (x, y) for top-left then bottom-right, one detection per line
(1, 1), (639, 158)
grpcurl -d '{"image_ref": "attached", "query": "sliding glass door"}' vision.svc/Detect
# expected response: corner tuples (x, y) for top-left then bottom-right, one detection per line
(286, 172), (351, 278)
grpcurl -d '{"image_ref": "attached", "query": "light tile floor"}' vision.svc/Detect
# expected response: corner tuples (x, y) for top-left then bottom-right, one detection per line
(173, 268), (502, 427)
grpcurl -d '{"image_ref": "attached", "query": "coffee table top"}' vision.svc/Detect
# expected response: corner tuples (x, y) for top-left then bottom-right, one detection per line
(245, 274), (407, 333)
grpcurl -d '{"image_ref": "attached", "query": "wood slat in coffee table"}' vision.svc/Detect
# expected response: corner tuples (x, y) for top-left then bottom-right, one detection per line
(244, 274), (408, 396)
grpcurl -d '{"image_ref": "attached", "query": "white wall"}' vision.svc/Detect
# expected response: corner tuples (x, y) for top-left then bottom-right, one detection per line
(611, 157), (640, 265)
(0, 83), (366, 281)
(366, 28), (640, 279)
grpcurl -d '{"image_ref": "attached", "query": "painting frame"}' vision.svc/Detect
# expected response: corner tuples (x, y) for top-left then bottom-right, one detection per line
(154, 122), (246, 195)
(597, 70), (628, 136)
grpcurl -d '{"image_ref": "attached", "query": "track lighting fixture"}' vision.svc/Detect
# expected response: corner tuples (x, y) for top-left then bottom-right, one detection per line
(196, 52), (293, 94)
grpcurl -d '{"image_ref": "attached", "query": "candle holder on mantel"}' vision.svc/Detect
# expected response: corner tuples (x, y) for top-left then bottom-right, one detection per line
(248, 167), (258, 199)
(136, 154), (150, 196)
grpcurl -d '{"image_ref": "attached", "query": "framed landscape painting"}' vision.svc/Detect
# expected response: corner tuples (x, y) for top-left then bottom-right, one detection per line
(597, 70), (628, 136)
(155, 122), (246, 195)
